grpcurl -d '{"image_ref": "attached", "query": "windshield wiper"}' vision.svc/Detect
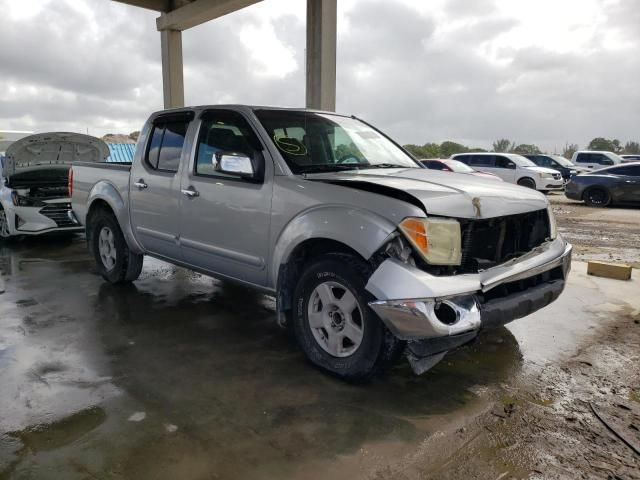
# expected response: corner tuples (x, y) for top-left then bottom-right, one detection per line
(358, 163), (411, 169)
(298, 164), (362, 174)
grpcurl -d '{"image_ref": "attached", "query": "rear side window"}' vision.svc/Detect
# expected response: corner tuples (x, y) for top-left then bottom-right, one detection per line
(425, 161), (445, 170)
(575, 153), (590, 163)
(145, 117), (191, 173)
(454, 155), (471, 165)
(609, 165), (640, 176)
(469, 155), (494, 167)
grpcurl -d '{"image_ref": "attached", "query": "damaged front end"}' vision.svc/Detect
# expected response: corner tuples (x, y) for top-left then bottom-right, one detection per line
(366, 215), (572, 375)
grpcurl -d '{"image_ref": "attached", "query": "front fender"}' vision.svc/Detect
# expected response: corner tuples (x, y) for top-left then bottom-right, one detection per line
(87, 182), (143, 254)
(270, 205), (397, 288)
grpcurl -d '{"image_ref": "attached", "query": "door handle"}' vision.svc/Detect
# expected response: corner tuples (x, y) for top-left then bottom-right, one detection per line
(181, 187), (199, 198)
(134, 179), (148, 189)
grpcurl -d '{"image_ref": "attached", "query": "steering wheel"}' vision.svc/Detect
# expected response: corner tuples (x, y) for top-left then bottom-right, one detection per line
(337, 155), (361, 164)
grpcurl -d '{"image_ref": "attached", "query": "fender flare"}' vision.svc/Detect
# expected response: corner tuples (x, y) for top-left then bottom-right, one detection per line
(87, 182), (144, 254)
(270, 205), (398, 289)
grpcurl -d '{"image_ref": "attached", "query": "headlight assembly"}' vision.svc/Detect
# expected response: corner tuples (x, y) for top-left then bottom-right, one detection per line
(399, 217), (462, 265)
(11, 191), (45, 207)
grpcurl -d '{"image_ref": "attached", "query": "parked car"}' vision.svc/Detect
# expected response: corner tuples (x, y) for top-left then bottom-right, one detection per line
(421, 158), (502, 181)
(451, 152), (564, 192)
(570, 150), (623, 170)
(523, 154), (589, 182)
(565, 162), (640, 207)
(621, 154), (640, 163)
(71, 106), (572, 380)
(0, 132), (108, 240)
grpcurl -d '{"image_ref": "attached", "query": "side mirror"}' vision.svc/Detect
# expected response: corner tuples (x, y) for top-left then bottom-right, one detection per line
(507, 162), (516, 169)
(214, 152), (257, 180)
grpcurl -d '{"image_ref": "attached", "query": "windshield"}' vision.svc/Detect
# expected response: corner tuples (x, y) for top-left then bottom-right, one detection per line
(254, 110), (420, 174)
(549, 155), (575, 167)
(511, 155), (537, 167)
(443, 159), (475, 173)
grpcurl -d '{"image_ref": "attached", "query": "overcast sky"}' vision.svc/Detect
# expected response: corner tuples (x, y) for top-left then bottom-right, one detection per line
(1, 0), (638, 151)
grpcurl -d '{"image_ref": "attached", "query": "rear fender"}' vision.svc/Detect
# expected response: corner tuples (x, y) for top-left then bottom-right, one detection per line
(87, 181), (143, 254)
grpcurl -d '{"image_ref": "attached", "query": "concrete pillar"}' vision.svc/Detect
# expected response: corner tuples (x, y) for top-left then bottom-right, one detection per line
(305, 0), (337, 111)
(160, 24), (185, 108)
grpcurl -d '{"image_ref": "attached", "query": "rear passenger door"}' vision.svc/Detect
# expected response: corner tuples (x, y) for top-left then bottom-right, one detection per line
(129, 112), (194, 260)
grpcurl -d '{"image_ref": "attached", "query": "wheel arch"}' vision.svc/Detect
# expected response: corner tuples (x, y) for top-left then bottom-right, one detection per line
(86, 183), (143, 254)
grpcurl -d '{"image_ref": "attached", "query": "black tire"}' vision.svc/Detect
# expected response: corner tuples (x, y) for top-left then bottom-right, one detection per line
(0, 204), (14, 242)
(291, 254), (402, 381)
(88, 209), (143, 284)
(584, 187), (611, 207)
(517, 177), (536, 189)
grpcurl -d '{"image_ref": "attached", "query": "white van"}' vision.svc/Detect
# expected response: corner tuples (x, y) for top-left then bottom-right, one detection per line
(451, 152), (564, 192)
(571, 151), (623, 170)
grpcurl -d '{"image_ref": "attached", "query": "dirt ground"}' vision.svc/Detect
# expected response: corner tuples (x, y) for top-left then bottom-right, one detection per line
(550, 193), (640, 268)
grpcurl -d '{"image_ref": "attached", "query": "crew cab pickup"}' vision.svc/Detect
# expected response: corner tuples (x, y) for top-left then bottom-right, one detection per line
(70, 105), (572, 380)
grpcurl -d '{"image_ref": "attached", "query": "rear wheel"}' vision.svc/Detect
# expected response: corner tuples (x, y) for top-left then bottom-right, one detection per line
(291, 254), (402, 381)
(584, 187), (610, 207)
(88, 209), (143, 283)
(517, 177), (536, 189)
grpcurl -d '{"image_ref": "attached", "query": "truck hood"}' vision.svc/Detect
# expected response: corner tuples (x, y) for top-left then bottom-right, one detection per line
(3, 132), (109, 180)
(307, 168), (548, 219)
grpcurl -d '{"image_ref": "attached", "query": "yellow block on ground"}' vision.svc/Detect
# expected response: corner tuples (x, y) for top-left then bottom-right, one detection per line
(587, 261), (632, 281)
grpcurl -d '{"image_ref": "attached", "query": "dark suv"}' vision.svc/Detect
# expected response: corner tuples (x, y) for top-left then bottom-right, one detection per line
(524, 154), (586, 182)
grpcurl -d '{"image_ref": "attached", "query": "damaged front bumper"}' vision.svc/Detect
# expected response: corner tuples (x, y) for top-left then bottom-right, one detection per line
(366, 237), (572, 374)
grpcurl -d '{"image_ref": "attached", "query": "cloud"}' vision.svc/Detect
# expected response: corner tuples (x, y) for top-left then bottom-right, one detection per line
(0, 0), (638, 152)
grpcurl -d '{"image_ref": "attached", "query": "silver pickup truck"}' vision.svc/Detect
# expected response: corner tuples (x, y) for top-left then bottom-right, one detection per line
(71, 105), (572, 380)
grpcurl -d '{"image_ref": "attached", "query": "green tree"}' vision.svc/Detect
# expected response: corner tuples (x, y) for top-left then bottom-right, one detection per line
(492, 138), (514, 153)
(512, 144), (541, 155)
(440, 141), (468, 158)
(562, 143), (579, 159)
(587, 137), (616, 152)
(403, 143), (441, 159)
(624, 141), (640, 154)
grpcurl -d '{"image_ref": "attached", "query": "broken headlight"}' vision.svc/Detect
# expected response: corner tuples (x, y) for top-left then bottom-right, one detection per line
(399, 217), (462, 266)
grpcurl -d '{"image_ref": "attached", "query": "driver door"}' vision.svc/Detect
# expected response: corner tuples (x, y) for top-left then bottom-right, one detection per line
(178, 109), (273, 287)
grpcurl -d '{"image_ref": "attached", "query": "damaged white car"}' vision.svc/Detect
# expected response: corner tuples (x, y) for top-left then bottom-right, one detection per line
(0, 132), (108, 240)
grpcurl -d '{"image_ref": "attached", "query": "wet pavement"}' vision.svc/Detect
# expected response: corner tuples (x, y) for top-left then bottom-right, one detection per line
(1, 235), (638, 479)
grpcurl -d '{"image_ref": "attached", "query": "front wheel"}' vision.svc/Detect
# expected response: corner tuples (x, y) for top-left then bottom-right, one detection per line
(584, 187), (611, 207)
(517, 177), (536, 189)
(291, 254), (402, 381)
(88, 209), (143, 284)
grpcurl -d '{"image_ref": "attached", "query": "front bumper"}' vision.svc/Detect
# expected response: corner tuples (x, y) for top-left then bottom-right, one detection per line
(367, 237), (572, 344)
(5, 202), (82, 236)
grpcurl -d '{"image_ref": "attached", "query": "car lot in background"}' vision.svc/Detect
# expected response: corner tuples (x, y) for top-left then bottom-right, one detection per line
(570, 150), (624, 170)
(565, 162), (640, 207)
(523, 154), (589, 183)
(451, 152), (563, 192)
(621, 154), (640, 163)
(420, 158), (502, 180)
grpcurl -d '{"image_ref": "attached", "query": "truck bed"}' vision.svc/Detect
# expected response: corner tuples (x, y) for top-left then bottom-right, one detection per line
(71, 162), (132, 227)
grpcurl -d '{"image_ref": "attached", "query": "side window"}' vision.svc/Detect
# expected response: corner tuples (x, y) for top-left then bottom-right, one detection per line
(609, 166), (640, 176)
(495, 156), (514, 169)
(470, 155), (493, 167)
(195, 110), (262, 177)
(427, 161), (445, 170)
(145, 118), (190, 173)
(595, 154), (614, 165)
(537, 156), (550, 167)
(575, 153), (590, 163)
(454, 155), (470, 165)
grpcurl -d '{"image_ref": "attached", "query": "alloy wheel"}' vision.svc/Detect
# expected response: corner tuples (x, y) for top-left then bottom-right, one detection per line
(307, 280), (364, 358)
(98, 226), (117, 270)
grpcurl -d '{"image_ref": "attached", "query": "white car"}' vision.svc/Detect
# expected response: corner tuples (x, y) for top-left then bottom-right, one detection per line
(0, 132), (108, 240)
(451, 152), (564, 192)
(571, 150), (623, 170)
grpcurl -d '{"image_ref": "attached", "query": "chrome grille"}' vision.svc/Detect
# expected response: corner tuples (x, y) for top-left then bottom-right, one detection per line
(40, 203), (76, 228)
